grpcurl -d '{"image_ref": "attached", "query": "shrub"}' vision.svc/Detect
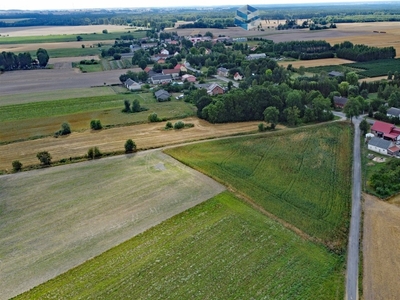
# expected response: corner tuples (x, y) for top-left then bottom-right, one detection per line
(125, 139), (137, 153)
(88, 147), (102, 159)
(55, 122), (71, 136)
(165, 121), (173, 129)
(174, 121), (185, 129)
(258, 123), (265, 132)
(90, 119), (103, 130)
(148, 112), (161, 122)
(12, 160), (22, 172)
(36, 151), (52, 165)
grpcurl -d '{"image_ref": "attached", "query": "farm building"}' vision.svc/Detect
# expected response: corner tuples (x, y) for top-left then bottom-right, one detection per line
(151, 74), (172, 84)
(368, 137), (399, 155)
(124, 78), (141, 91)
(371, 120), (400, 141)
(333, 96), (348, 109)
(154, 89), (170, 101)
(386, 107), (400, 118)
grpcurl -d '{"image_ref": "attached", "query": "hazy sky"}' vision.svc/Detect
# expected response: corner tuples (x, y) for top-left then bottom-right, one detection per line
(2, 0), (385, 11)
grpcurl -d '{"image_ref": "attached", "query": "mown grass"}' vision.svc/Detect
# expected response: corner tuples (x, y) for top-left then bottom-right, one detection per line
(26, 47), (105, 58)
(165, 122), (353, 252)
(0, 31), (146, 44)
(15, 191), (345, 300)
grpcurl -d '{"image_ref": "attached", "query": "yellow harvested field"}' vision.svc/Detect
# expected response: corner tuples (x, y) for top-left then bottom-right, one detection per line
(359, 76), (388, 83)
(0, 118), (271, 172)
(363, 193), (400, 299)
(0, 25), (130, 37)
(279, 58), (354, 68)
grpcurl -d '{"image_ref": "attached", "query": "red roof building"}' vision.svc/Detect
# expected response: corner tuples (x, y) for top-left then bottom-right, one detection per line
(371, 120), (400, 141)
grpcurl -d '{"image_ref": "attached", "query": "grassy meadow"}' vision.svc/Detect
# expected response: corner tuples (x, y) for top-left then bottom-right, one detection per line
(15, 191), (344, 300)
(0, 93), (195, 142)
(165, 122), (353, 251)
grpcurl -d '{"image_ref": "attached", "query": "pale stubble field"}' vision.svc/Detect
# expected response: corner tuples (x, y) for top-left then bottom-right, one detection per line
(0, 150), (226, 300)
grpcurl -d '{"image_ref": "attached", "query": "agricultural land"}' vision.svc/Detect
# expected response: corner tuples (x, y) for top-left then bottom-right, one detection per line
(363, 193), (400, 300)
(0, 150), (226, 299)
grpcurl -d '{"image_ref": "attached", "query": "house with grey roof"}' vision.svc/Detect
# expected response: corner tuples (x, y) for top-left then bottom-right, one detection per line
(246, 53), (266, 60)
(125, 78), (141, 91)
(217, 67), (229, 77)
(333, 96), (348, 108)
(368, 136), (398, 155)
(328, 71), (344, 77)
(151, 74), (172, 84)
(154, 89), (170, 102)
(387, 107), (400, 119)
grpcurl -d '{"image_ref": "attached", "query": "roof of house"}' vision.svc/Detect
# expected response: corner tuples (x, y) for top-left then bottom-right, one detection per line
(371, 120), (395, 134)
(217, 67), (228, 73)
(207, 83), (223, 92)
(389, 146), (400, 153)
(195, 83), (213, 89)
(162, 69), (179, 75)
(182, 74), (195, 79)
(368, 136), (392, 149)
(144, 66), (151, 73)
(329, 71), (344, 77)
(247, 53), (266, 60)
(387, 107), (400, 116)
(234, 72), (242, 77)
(155, 89), (170, 98)
(152, 74), (172, 81)
(125, 78), (135, 86)
(333, 96), (348, 106)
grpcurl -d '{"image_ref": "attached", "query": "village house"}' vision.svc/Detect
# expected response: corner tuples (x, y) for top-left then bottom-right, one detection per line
(162, 69), (180, 78)
(154, 89), (171, 102)
(141, 42), (158, 49)
(246, 53), (266, 60)
(194, 82), (225, 95)
(217, 67), (229, 77)
(328, 71), (344, 77)
(371, 120), (400, 141)
(160, 49), (169, 55)
(124, 78), (141, 91)
(368, 136), (400, 156)
(174, 63), (187, 73)
(386, 107), (400, 118)
(151, 74), (172, 84)
(182, 74), (196, 82)
(234, 72), (243, 81)
(333, 96), (348, 109)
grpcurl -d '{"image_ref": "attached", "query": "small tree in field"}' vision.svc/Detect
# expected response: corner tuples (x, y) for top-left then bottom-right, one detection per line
(258, 123), (265, 132)
(148, 112), (160, 122)
(88, 147), (102, 159)
(90, 119), (102, 130)
(37, 151), (52, 165)
(12, 160), (22, 172)
(55, 122), (71, 136)
(125, 139), (136, 153)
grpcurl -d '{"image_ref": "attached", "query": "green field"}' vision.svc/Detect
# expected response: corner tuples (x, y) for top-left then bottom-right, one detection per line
(15, 191), (344, 300)
(0, 93), (196, 142)
(165, 122), (353, 251)
(25, 47), (105, 58)
(0, 31), (146, 44)
(0, 87), (116, 106)
(78, 58), (133, 72)
(344, 59), (400, 78)
(1, 150), (225, 299)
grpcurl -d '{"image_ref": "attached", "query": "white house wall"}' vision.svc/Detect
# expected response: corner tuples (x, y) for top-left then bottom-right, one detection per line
(368, 144), (388, 155)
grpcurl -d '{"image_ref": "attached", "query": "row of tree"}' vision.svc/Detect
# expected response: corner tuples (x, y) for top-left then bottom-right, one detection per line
(335, 42), (396, 62)
(0, 48), (49, 71)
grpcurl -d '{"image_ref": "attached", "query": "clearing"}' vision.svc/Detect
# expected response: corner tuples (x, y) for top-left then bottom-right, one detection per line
(0, 150), (225, 300)
(15, 191), (344, 300)
(363, 193), (400, 299)
(0, 118), (263, 171)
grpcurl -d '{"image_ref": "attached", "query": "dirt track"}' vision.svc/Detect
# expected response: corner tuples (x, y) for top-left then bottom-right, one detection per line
(0, 118), (267, 172)
(363, 193), (400, 299)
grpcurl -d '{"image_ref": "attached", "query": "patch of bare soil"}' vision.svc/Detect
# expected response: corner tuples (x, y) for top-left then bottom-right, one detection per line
(0, 118), (270, 172)
(363, 193), (400, 300)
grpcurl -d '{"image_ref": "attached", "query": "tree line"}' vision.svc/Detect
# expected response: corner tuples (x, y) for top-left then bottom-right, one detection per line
(0, 48), (49, 71)
(335, 41), (395, 62)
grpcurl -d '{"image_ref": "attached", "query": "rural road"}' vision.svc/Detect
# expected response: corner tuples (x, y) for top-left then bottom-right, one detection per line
(346, 115), (362, 300)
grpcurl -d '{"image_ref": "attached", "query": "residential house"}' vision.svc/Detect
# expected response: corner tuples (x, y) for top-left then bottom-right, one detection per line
(207, 83), (225, 96)
(151, 74), (172, 84)
(161, 49), (170, 55)
(162, 69), (180, 78)
(246, 53), (266, 60)
(174, 63), (187, 73)
(182, 74), (196, 82)
(217, 67), (229, 77)
(154, 89), (171, 102)
(141, 42), (158, 49)
(333, 96), (348, 109)
(371, 120), (400, 141)
(234, 72), (243, 81)
(125, 78), (141, 91)
(368, 136), (398, 155)
(387, 107), (400, 118)
(205, 48), (212, 55)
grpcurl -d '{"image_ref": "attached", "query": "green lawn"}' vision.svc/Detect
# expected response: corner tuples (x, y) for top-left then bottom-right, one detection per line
(165, 122), (353, 252)
(15, 191), (345, 300)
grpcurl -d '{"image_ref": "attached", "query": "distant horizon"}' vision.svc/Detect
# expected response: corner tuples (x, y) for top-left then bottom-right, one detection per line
(0, 0), (391, 12)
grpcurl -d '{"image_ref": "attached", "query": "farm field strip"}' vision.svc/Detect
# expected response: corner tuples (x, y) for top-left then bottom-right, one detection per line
(0, 87), (116, 106)
(165, 122), (353, 250)
(279, 58), (354, 68)
(0, 150), (226, 300)
(14, 191), (345, 300)
(0, 118), (261, 171)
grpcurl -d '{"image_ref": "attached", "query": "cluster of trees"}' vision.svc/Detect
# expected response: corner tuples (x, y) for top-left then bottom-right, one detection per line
(335, 41), (396, 62)
(177, 18), (234, 29)
(119, 70), (148, 83)
(122, 99), (148, 113)
(370, 159), (400, 198)
(0, 48), (49, 71)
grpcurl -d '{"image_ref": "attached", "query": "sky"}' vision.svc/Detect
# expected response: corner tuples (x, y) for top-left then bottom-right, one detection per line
(1, 0), (387, 11)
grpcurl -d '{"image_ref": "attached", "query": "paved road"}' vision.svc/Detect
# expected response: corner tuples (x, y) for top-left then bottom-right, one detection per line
(346, 116), (362, 300)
